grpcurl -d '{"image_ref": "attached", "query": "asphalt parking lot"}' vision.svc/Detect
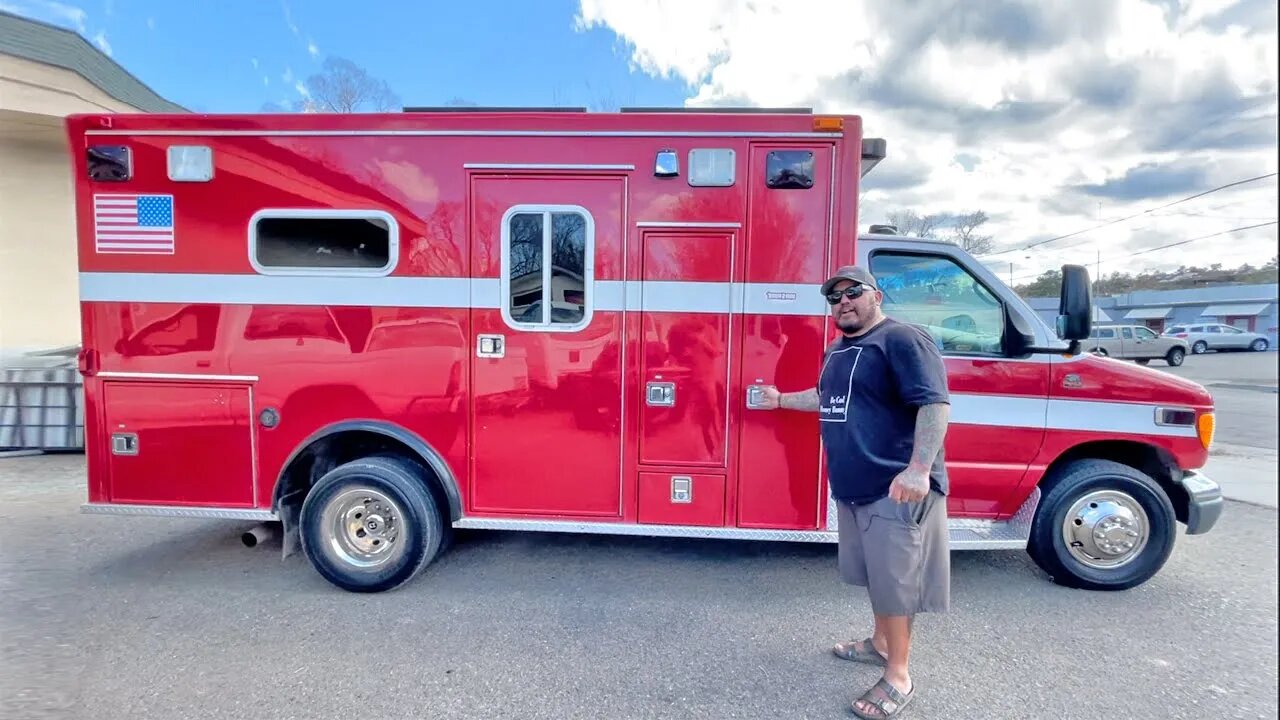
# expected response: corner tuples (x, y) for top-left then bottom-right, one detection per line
(2, 453), (1277, 720)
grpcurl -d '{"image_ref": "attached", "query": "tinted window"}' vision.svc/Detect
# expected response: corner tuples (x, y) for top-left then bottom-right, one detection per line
(869, 251), (1004, 355)
(1121, 327), (1133, 339)
(1099, 328), (1116, 338)
(253, 214), (394, 272)
(505, 207), (592, 329)
(1207, 326), (1221, 333)
(1166, 326), (1185, 333)
(765, 151), (814, 189)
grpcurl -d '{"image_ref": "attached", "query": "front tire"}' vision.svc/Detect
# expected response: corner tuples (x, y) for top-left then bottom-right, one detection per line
(1165, 347), (1185, 366)
(300, 455), (446, 593)
(1027, 459), (1176, 591)
(1251, 339), (1268, 352)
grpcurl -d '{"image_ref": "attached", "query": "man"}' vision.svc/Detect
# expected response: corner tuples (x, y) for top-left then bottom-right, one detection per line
(756, 265), (950, 719)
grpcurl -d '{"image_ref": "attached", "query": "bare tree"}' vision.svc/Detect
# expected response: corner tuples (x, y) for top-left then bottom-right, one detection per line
(885, 209), (944, 238)
(949, 210), (994, 255)
(300, 57), (400, 113)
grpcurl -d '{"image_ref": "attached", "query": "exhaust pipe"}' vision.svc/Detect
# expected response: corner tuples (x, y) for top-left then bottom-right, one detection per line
(242, 522), (277, 548)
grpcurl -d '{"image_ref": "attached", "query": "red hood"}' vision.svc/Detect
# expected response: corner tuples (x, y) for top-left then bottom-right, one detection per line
(1053, 354), (1214, 407)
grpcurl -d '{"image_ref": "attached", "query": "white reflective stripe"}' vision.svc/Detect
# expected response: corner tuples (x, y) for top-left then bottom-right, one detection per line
(743, 283), (828, 316)
(470, 278), (500, 309)
(640, 281), (732, 313)
(1048, 398), (1197, 437)
(596, 281), (626, 312)
(80, 272), (470, 308)
(950, 393), (1197, 438)
(80, 273), (831, 316)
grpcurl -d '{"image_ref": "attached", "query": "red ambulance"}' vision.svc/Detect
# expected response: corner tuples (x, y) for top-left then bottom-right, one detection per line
(66, 108), (1222, 593)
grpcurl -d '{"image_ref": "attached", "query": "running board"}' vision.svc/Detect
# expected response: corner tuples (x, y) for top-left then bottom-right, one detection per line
(454, 487), (1041, 551)
(78, 487), (1040, 551)
(947, 486), (1039, 550)
(81, 503), (278, 521)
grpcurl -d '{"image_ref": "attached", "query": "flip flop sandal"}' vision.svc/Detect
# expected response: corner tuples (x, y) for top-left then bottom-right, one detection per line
(832, 638), (887, 666)
(851, 677), (914, 719)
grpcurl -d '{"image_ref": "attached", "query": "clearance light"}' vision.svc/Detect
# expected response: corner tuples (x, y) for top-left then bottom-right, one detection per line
(813, 116), (844, 131)
(168, 145), (214, 182)
(1197, 412), (1216, 449)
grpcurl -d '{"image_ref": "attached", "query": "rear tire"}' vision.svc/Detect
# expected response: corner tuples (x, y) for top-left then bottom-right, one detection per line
(300, 455), (445, 593)
(1165, 347), (1185, 366)
(1027, 459), (1176, 591)
(1192, 341), (1208, 354)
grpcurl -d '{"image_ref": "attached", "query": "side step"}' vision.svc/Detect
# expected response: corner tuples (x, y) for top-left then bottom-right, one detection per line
(946, 487), (1039, 550)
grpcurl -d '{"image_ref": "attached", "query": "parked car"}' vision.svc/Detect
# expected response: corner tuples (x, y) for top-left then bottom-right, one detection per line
(1087, 324), (1189, 366)
(1163, 323), (1271, 354)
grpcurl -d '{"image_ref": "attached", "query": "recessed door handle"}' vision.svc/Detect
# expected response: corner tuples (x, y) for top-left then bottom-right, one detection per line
(646, 382), (675, 406)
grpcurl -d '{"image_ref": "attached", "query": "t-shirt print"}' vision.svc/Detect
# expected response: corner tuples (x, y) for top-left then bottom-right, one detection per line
(818, 344), (861, 423)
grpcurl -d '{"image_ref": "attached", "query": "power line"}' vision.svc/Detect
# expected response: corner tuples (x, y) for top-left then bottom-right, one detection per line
(984, 172), (1278, 257)
(1124, 220), (1277, 258)
(1007, 220), (1279, 283)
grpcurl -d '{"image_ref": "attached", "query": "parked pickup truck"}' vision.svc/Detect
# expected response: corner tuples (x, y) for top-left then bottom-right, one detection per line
(1088, 324), (1189, 366)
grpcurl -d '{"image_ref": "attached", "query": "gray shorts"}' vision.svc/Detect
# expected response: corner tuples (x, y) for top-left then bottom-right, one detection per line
(837, 490), (950, 616)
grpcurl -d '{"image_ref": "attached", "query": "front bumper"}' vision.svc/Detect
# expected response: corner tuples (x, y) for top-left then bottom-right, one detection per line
(1178, 469), (1224, 535)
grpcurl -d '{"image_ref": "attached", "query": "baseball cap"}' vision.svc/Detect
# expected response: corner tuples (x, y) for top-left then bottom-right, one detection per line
(820, 265), (879, 296)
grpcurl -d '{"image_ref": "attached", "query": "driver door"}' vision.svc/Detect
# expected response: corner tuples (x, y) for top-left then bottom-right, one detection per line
(857, 244), (1049, 517)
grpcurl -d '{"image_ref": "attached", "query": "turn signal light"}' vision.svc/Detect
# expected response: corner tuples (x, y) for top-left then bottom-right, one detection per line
(1197, 412), (1215, 449)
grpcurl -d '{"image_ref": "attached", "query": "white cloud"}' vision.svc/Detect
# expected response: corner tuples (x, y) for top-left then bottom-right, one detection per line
(308, 39), (320, 59)
(263, 75), (270, 87)
(282, 0), (300, 36)
(92, 28), (110, 55)
(282, 66), (294, 83)
(295, 80), (310, 99)
(146, 16), (154, 30)
(2, 0), (88, 32)
(251, 57), (259, 69)
(576, 0), (1279, 281)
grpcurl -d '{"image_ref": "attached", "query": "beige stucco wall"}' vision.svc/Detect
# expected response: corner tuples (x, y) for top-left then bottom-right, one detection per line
(0, 53), (145, 356)
(0, 127), (80, 354)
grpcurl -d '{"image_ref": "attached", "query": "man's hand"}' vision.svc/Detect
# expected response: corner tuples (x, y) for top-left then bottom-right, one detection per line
(757, 386), (782, 409)
(888, 465), (930, 503)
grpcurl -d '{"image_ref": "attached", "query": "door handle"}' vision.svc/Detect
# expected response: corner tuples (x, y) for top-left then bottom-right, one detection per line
(646, 382), (675, 407)
(746, 385), (769, 409)
(476, 334), (504, 358)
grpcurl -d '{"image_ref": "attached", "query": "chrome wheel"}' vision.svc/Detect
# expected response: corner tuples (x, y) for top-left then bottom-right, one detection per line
(1061, 490), (1149, 569)
(320, 487), (407, 570)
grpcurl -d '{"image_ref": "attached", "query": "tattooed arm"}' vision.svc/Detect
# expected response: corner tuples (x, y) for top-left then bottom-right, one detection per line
(756, 386), (820, 411)
(779, 388), (820, 412)
(889, 402), (950, 502)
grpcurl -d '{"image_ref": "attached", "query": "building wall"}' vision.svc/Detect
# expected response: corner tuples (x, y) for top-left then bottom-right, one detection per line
(0, 54), (148, 358)
(0, 125), (80, 354)
(1027, 285), (1279, 349)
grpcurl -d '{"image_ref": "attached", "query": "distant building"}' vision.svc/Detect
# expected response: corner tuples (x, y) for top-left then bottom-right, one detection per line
(0, 10), (183, 359)
(1028, 283), (1279, 347)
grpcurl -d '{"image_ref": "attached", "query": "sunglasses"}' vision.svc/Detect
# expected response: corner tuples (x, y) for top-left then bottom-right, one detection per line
(825, 284), (870, 305)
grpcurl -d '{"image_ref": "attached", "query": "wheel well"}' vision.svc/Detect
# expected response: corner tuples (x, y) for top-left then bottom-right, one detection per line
(273, 424), (461, 544)
(1039, 440), (1189, 524)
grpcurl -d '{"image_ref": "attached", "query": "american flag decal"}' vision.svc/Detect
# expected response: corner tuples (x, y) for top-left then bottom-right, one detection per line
(93, 194), (175, 254)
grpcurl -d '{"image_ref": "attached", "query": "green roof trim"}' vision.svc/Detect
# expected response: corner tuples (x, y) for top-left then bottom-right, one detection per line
(0, 10), (186, 113)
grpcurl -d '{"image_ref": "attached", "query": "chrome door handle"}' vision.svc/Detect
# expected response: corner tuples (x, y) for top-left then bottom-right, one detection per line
(746, 385), (768, 409)
(476, 334), (504, 358)
(646, 382), (675, 406)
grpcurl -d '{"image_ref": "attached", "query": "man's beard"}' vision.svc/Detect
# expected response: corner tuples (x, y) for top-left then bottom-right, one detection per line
(835, 309), (866, 334)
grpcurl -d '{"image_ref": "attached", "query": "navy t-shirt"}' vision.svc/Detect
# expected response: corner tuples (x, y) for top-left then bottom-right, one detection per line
(817, 317), (951, 505)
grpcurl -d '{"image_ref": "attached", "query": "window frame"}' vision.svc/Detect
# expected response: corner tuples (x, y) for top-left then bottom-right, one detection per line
(499, 203), (595, 333)
(867, 248), (1009, 358)
(248, 208), (399, 277)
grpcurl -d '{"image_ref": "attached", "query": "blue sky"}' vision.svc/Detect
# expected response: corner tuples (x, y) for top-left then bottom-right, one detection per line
(6, 0), (1277, 279)
(4, 0), (689, 112)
